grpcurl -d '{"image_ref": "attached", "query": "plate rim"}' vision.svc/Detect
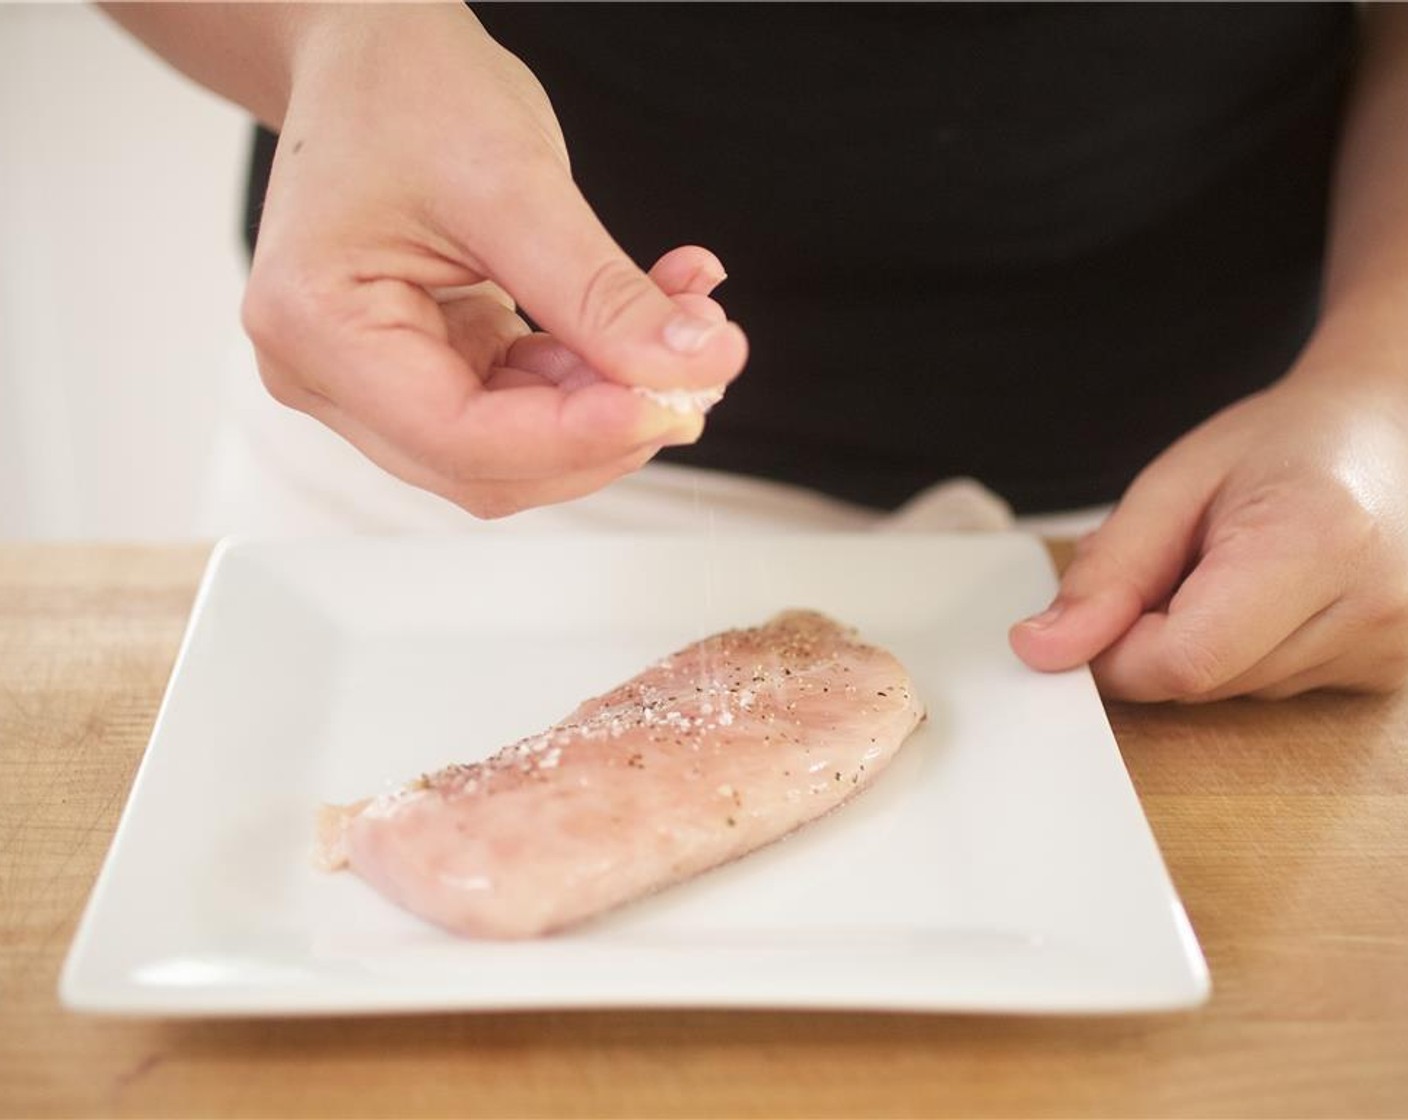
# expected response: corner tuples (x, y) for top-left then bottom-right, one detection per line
(60, 532), (1210, 1016)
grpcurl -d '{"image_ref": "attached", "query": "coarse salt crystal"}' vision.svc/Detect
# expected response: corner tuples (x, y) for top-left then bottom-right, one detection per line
(632, 385), (726, 415)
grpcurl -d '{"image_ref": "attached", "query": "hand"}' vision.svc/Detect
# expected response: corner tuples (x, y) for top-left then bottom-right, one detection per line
(1009, 375), (1408, 701)
(241, 5), (747, 518)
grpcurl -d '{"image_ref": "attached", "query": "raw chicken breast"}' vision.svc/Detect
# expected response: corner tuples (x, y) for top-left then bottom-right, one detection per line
(319, 610), (923, 938)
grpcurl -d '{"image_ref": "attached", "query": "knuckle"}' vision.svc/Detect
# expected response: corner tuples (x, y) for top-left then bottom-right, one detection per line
(1367, 652), (1408, 692)
(578, 257), (653, 338)
(453, 486), (526, 521)
(241, 259), (336, 355)
(1358, 562), (1408, 626)
(256, 363), (304, 410)
(240, 283), (281, 353)
(1358, 624), (1408, 690)
(1153, 633), (1230, 698)
(1364, 591), (1408, 632)
(1339, 486), (1380, 539)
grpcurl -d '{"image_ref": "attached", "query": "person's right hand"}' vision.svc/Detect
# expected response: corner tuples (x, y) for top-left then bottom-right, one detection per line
(241, 4), (747, 517)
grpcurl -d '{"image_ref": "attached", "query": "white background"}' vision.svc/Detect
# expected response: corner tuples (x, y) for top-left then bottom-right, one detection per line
(0, 3), (248, 539)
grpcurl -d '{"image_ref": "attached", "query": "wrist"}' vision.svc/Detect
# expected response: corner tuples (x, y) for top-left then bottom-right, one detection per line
(1281, 292), (1408, 407)
(284, 2), (480, 122)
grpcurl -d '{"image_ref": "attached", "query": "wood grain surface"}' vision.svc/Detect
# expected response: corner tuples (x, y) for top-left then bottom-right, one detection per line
(1, 543), (1405, 1119)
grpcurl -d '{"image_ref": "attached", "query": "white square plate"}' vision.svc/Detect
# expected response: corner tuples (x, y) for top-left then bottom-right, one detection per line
(62, 533), (1207, 1015)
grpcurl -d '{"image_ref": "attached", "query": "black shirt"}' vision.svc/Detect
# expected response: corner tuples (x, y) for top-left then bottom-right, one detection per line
(245, 3), (1356, 513)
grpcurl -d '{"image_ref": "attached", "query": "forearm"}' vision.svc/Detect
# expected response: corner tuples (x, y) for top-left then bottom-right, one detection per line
(1295, 4), (1408, 387)
(99, 2), (465, 130)
(100, 2), (318, 127)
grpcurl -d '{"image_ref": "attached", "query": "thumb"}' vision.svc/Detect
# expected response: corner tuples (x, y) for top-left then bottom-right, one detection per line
(472, 169), (747, 392)
(1009, 478), (1209, 672)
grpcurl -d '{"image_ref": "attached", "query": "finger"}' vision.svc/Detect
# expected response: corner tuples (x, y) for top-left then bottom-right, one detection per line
(1009, 469), (1214, 672)
(475, 362), (709, 453)
(1245, 663), (1339, 700)
(471, 169), (748, 391)
(437, 288), (533, 373)
(430, 279), (516, 311)
(670, 292), (728, 323)
(460, 440), (667, 517)
(1185, 604), (1339, 702)
(1089, 530), (1339, 702)
(496, 334), (589, 387)
(302, 391), (668, 519)
(1197, 602), (1408, 701)
(503, 293), (727, 390)
(259, 306), (694, 483)
(648, 245), (728, 297)
(1242, 655), (1384, 700)
(375, 368), (694, 479)
(480, 364), (556, 392)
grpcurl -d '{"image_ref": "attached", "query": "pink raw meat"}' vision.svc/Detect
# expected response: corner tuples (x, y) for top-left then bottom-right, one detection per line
(318, 609), (924, 937)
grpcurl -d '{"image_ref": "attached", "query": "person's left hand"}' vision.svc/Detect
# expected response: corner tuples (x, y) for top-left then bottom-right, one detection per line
(1009, 370), (1408, 701)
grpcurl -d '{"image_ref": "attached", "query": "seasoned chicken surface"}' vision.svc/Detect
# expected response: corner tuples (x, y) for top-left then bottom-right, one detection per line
(319, 610), (924, 937)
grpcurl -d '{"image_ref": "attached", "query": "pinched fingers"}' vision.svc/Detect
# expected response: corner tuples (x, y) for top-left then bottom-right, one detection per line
(493, 252), (729, 437)
(505, 292), (727, 391)
(246, 233), (735, 517)
(470, 167), (747, 392)
(494, 246), (730, 390)
(254, 285), (692, 486)
(293, 376), (670, 518)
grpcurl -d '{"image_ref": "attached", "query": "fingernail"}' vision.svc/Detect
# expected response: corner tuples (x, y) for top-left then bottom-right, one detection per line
(694, 266), (728, 292)
(1020, 600), (1065, 629)
(663, 313), (723, 354)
